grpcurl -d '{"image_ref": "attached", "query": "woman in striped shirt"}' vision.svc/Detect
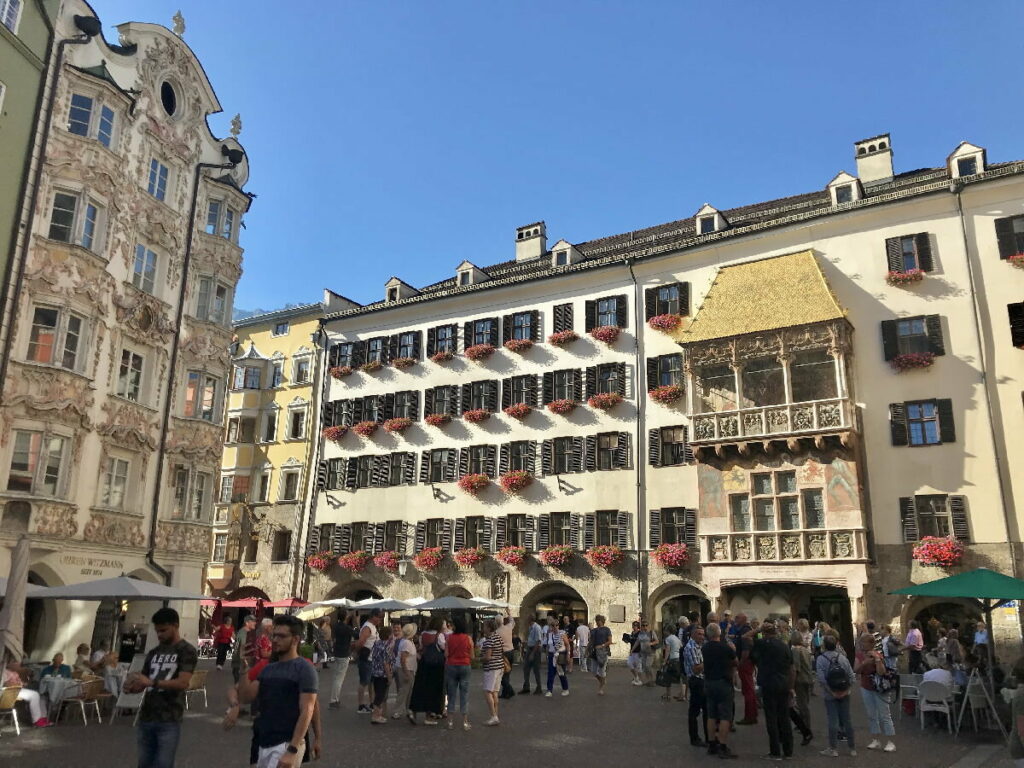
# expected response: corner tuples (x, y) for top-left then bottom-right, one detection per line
(481, 619), (505, 726)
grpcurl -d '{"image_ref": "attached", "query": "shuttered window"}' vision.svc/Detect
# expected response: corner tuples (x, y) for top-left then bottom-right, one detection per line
(586, 362), (626, 397)
(899, 494), (970, 542)
(544, 369), (581, 403)
(885, 233), (933, 273)
(509, 441), (531, 472)
(466, 318), (499, 347)
(427, 449), (456, 483)
(646, 354), (683, 388)
(424, 518), (444, 548)
(880, 315), (945, 361)
(1008, 303), (1024, 348)
(552, 303), (574, 333)
(994, 216), (1024, 259)
(595, 510), (619, 547)
(657, 507), (696, 547)
(465, 380), (498, 411)
(503, 375), (537, 407)
(644, 282), (689, 318)
(393, 391), (418, 420)
(426, 324), (457, 355)
(506, 514), (528, 547)
(503, 311), (539, 342)
(586, 295), (628, 330)
(596, 433), (618, 471)
(553, 437), (576, 474)
(549, 512), (571, 546)
(366, 336), (386, 363)
(889, 399), (955, 446)
(648, 425), (692, 467)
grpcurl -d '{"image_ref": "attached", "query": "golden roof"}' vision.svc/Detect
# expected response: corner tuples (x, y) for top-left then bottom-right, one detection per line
(678, 250), (845, 344)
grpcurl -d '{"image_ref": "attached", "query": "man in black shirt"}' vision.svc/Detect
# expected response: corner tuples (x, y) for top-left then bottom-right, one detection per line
(751, 619), (796, 760)
(328, 610), (354, 709)
(702, 623), (739, 759)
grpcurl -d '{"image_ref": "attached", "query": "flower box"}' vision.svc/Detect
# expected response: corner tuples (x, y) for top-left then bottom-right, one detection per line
(1008, 253), (1024, 269)
(430, 350), (455, 363)
(648, 384), (684, 405)
(648, 314), (683, 333)
(496, 545), (527, 567)
(382, 417), (412, 434)
(539, 545), (574, 567)
(547, 330), (579, 347)
(547, 399), (577, 415)
(373, 550), (399, 573)
(886, 269), (925, 287)
(321, 425), (348, 443)
(586, 544), (625, 569)
(890, 352), (935, 373)
(498, 470), (532, 494)
(391, 356), (417, 369)
(414, 547), (445, 571)
(359, 359), (383, 373)
(352, 420), (379, 437)
(589, 325), (620, 345)
(503, 402), (532, 420)
(912, 536), (964, 567)
(464, 343), (496, 362)
(329, 365), (353, 380)
(504, 338), (534, 353)
(651, 542), (689, 568)
(306, 551), (332, 572)
(457, 473), (490, 495)
(425, 413), (451, 427)
(337, 550), (371, 573)
(587, 392), (623, 410)
(463, 408), (491, 423)
(453, 547), (487, 568)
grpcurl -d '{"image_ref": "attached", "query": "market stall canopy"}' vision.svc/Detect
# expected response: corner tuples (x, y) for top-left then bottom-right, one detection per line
(34, 576), (205, 601)
(415, 596), (483, 611)
(264, 598), (309, 609)
(889, 567), (1024, 600)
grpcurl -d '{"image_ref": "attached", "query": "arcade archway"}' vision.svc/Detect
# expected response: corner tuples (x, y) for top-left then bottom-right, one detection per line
(648, 580), (710, 637)
(325, 581), (382, 602)
(902, 597), (982, 647)
(519, 581), (587, 624)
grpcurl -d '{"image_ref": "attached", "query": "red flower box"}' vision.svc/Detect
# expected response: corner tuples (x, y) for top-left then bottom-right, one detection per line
(1008, 253), (1024, 269)
(504, 338), (534, 353)
(463, 408), (491, 423)
(321, 425), (348, 443)
(329, 365), (353, 380)
(414, 547), (445, 571)
(547, 330), (579, 347)
(498, 470), (532, 494)
(383, 417), (412, 434)
(391, 356), (416, 369)
(306, 551), (332, 572)
(588, 392), (623, 410)
(497, 545), (527, 567)
(649, 385), (684, 405)
(651, 542), (689, 568)
(337, 550), (371, 573)
(586, 544), (625, 569)
(547, 399), (577, 415)
(430, 350), (455, 363)
(503, 402), (532, 420)
(464, 343), (496, 362)
(886, 269), (925, 286)
(648, 314), (682, 332)
(373, 550), (399, 573)
(453, 547), (487, 568)
(353, 420), (379, 437)
(912, 536), (964, 567)
(457, 473), (490, 495)
(425, 413), (451, 427)
(589, 325), (620, 345)
(359, 359), (383, 373)
(890, 352), (935, 373)
(539, 545), (573, 567)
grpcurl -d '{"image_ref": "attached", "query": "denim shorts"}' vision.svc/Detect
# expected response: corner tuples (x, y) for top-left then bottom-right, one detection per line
(357, 658), (373, 686)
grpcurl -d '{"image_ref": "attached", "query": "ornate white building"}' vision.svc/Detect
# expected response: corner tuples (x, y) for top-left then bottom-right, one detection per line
(0, 3), (250, 656)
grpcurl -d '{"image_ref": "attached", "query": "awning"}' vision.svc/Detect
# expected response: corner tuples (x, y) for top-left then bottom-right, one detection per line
(34, 576), (205, 601)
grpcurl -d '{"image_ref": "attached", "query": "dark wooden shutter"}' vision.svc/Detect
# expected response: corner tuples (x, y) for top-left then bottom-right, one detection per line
(414, 521), (426, 551)
(426, 327), (437, 356)
(383, 393), (396, 420)
(571, 436), (585, 472)
(458, 447), (470, 478)
(646, 357), (658, 389)
(569, 513), (581, 549)
(419, 450), (431, 484)
(445, 449), (457, 481)
(542, 372), (554, 404)
(454, 518), (466, 550)
(446, 386), (460, 416)
(525, 441), (536, 475)
(585, 366), (597, 399)
(485, 381), (498, 412)
(553, 303), (573, 333)
(424, 387), (435, 416)
(408, 391), (419, 421)
(585, 435), (598, 471)
(949, 496), (970, 542)
(541, 439), (553, 474)
(306, 524), (321, 556)
(441, 519), (453, 552)
(501, 378), (512, 409)
(499, 444), (510, 475)
(683, 508), (697, 548)
(680, 282), (690, 316)
(538, 514), (550, 549)
(526, 375), (538, 406)
(584, 300), (597, 331)
(682, 427), (694, 464)
(615, 362), (627, 397)
(502, 314), (513, 343)
(648, 428), (662, 467)
(344, 458), (358, 490)
(529, 310), (540, 341)
(352, 340), (366, 366)
(338, 524), (352, 554)
(402, 452), (416, 484)
(487, 318), (499, 347)
(614, 295), (628, 328)
(889, 403), (909, 446)
(649, 509), (661, 548)
(399, 523), (411, 555)
(351, 398), (364, 424)
(460, 383), (471, 414)
(880, 320), (899, 362)
(1009, 303), (1024, 348)
(412, 331), (422, 359)
(995, 217), (1017, 259)
(936, 399), (956, 443)
(615, 431), (630, 468)
(644, 287), (658, 320)
(583, 513), (596, 549)
(524, 517), (536, 551)
(386, 335), (398, 363)
(372, 523), (385, 555)
(899, 497), (919, 543)
(885, 237), (904, 272)
(315, 460), (328, 490)
(617, 511), (629, 549)
(485, 445), (497, 478)
(915, 233), (934, 272)
(328, 344), (341, 367)
(463, 321), (473, 350)
(572, 369), (583, 402)
(482, 518), (494, 551)
(321, 400), (335, 428)
(371, 456), (386, 487)
(495, 517), (507, 549)
(925, 315), (945, 356)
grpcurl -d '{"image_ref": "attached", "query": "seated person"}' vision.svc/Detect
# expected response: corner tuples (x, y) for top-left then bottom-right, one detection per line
(922, 662), (954, 689)
(73, 643), (93, 675)
(40, 652), (72, 679)
(2, 663), (52, 727)
(90, 642), (109, 667)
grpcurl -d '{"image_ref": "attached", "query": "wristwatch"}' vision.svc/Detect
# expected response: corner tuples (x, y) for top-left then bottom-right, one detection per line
(286, 745), (299, 755)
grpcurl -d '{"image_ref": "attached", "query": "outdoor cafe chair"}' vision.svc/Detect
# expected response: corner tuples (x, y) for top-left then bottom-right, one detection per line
(898, 673), (922, 719)
(919, 679), (955, 735)
(184, 669), (208, 709)
(0, 686), (21, 736)
(57, 679), (104, 725)
(110, 686), (146, 726)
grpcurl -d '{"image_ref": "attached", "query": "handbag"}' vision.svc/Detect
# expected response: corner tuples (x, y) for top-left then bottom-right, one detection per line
(556, 651), (568, 667)
(502, 654), (512, 674)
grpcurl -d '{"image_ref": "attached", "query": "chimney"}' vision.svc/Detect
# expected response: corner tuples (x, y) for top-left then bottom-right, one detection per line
(515, 222), (546, 262)
(854, 134), (893, 185)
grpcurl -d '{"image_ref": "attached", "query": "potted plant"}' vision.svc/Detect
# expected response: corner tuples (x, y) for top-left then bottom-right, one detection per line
(651, 542), (689, 568)
(504, 402), (532, 420)
(464, 343), (496, 362)
(337, 550), (371, 573)
(383, 417), (412, 434)
(890, 352), (935, 373)
(329, 365), (353, 380)
(586, 544), (625, 569)
(306, 550), (332, 573)
(547, 398), (577, 416)
(353, 420), (379, 437)
(457, 473), (490, 495)
(547, 329), (579, 347)
(453, 547), (487, 568)
(321, 425), (348, 443)
(886, 269), (925, 287)
(392, 356), (417, 369)
(496, 545), (527, 567)
(648, 314), (683, 333)
(539, 545), (574, 567)
(498, 470), (532, 494)
(373, 550), (399, 573)
(359, 359), (383, 373)
(912, 536), (964, 567)
(588, 392), (623, 410)
(649, 384), (684, 405)
(414, 547), (445, 571)
(1008, 253), (1024, 269)
(430, 349), (455, 363)
(589, 326), (620, 345)
(504, 338), (534, 353)
(425, 413), (451, 427)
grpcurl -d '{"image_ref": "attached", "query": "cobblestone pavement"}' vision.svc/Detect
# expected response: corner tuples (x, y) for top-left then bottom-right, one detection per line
(3, 660), (1012, 767)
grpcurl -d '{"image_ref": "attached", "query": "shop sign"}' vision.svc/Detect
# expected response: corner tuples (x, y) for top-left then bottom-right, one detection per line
(59, 554), (125, 577)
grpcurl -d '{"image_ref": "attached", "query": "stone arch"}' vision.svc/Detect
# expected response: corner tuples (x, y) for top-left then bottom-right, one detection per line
(518, 580), (588, 625)
(439, 584), (472, 598)
(898, 595), (982, 646)
(324, 580), (381, 602)
(647, 578), (710, 635)
(25, 563), (65, 657)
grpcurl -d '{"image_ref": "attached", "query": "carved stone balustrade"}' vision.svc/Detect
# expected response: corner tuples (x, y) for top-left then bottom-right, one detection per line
(700, 527), (867, 565)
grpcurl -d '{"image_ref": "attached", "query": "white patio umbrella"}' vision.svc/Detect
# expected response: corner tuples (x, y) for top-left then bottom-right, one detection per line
(296, 598), (355, 621)
(33, 575), (205, 601)
(0, 536), (31, 673)
(358, 599), (411, 612)
(468, 597), (510, 609)
(415, 596), (482, 611)
(0, 576), (45, 598)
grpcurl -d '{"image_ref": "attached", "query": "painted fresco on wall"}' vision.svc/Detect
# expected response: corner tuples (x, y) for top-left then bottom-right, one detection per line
(698, 464), (726, 519)
(825, 456), (858, 512)
(798, 459), (824, 485)
(721, 466), (747, 493)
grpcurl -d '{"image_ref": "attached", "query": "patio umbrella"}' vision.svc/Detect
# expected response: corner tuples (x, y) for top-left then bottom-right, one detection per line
(0, 576), (45, 598)
(358, 599), (411, 612)
(264, 598), (309, 609)
(220, 598), (262, 609)
(415, 596), (482, 611)
(0, 536), (31, 676)
(296, 598), (355, 621)
(34, 575), (206, 601)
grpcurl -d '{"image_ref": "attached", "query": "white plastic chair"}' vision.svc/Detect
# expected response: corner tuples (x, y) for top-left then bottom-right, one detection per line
(919, 679), (955, 734)
(110, 687), (147, 726)
(966, 680), (993, 732)
(899, 673), (922, 719)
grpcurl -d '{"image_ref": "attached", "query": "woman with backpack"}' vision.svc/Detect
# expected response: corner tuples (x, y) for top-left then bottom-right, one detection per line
(815, 634), (857, 757)
(408, 616), (446, 725)
(854, 633), (897, 752)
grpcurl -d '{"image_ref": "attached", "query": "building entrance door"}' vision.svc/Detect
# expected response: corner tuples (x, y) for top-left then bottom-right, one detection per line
(809, 594), (853, 655)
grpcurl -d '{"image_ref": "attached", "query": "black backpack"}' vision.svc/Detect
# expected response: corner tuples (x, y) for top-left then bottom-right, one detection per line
(824, 653), (850, 693)
(421, 639), (445, 667)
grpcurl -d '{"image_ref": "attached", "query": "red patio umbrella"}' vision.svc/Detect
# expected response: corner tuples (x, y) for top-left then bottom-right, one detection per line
(221, 598), (263, 609)
(264, 598), (308, 609)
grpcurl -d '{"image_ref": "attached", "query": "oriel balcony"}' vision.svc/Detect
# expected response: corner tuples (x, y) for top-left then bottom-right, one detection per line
(691, 396), (853, 445)
(700, 527), (868, 565)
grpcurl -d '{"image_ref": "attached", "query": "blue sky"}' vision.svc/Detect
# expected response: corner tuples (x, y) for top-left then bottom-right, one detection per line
(95, 1), (1024, 312)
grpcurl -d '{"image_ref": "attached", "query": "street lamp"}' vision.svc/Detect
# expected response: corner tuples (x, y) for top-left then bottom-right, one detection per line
(397, 559), (411, 578)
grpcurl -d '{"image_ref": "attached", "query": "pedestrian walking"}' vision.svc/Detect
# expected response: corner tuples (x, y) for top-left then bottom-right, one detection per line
(328, 610), (354, 709)
(129, 608), (197, 768)
(575, 619), (591, 674)
(732, 613), (758, 725)
(854, 633), (897, 752)
(232, 615), (257, 685)
(520, 615), (543, 694)
(789, 631), (814, 746)
(816, 634), (856, 757)
(444, 615), (474, 730)
(751, 619), (795, 761)
(684, 625), (708, 747)
(214, 616), (234, 670)
(353, 608), (382, 714)
(661, 625), (683, 701)
(702, 623), (738, 759)
(589, 615), (613, 695)
(409, 616), (447, 725)
(368, 623), (395, 724)
(632, 620), (658, 686)
(497, 614), (516, 699)
(392, 623), (418, 722)
(624, 620), (642, 685)
(545, 616), (571, 696)
(481, 618), (505, 725)
(905, 620), (925, 674)
(238, 615), (319, 767)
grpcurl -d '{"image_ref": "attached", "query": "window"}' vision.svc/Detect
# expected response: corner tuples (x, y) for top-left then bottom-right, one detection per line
(435, 325), (455, 354)
(387, 287), (399, 302)
(47, 191), (103, 250)
(132, 245), (158, 293)
(204, 200), (221, 235)
(100, 456), (130, 509)
(394, 391), (416, 419)
(68, 94), (116, 149)
(325, 458), (344, 491)
(26, 306), (85, 371)
(995, 216), (1024, 259)
(511, 312), (533, 341)
(147, 159), (169, 201)
(698, 365), (737, 413)
(834, 184), (853, 204)
(509, 441), (530, 472)
(386, 454), (405, 486)
(429, 449), (451, 483)
(47, 192), (77, 242)
(891, 398), (954, 447)
(596, 433), (619, 471)
(789, 349), (838, 403)
(553, 370), (574, 401)
(595, 510), (618, 546)
(467, 445), (488, 476)
(233, 365), (261, 389)
(555, 250), (569, 266)
(659, 426), (689, 466)
(507, 375), (533, 406)
(740, 356), (785, 408)
(355, 456), (373, 488)
(432, 386), (452, 416)
(469, 381), (491, 411)
(882, 315), (944, 361)
(1010, 303), (1024, 348)
(957, 157), (978, 177)
(271, 362), (283, 388)
(254, 470), (271, 502)
(901, 495), (969, 542)
(550, 512), (571, 546)
(731, 472), (822, 532)
(184, 372), (218, 421)
(916, 495), (953, 538)
(383, 521), (402, 552)
(506, 514), (528, 547)
(212, 534), (228, 562)
(189, 472), (210, 520)
(226, 416), (256, 444)
(596, 363), (620, 395)
(897, 317), (928, 354)
(196, 278), (231, 324)
(272, 530), (292, 562)
(907, 401), (939, 446)
(730, 495), (751, 532)
(660, 508), (690, 545)
(362, 395), (381, 423)
(1, 0), (21, 33)
(7, 430), (66, 496)
(653, 284), (682, 316)
(553, 437), (575, 474)
(366, 337), (384, 363)
(699, 215), (716, 234)
(885, 233), (933, 273)
(288, 409), (306, 440)
(652, 354), (682, 387)
(471, 318), (495, 346)
(397, 332), (417, 359)
(116, 349), (144, 402)
(280, 470), (300, 501)
(219, 475), (234, 504)
(596, 296), (619, 328)
(465, 516), (485, 549)
(333, 342), (356, 367)
(552, 303), (573, 333)
(172, 466), (188, 517)
(458, 271), (471, 286)
(272, 321), (289, 336)
(803, 489), (824, 529)
(293, 357), (311, 384)
(425, 518), (444, 548)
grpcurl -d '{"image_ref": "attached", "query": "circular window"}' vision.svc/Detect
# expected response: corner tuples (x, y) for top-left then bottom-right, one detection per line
(160, 81), (177, 116)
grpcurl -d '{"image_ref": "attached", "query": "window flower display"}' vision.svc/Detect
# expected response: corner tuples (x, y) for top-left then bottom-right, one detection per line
(453, 547), (487, 568)
(391, 356), (416, 369)
(306, 551), (332, 572)
(359, 359), (383, 373)
(504, 338), (534, 353)
(547, 399), (577, 415)
(496, 545), (527, 567)
(373, 550), (399, 573)
(329, 365), (353, 380)
(430, 350), (455, 363)
(337, 550), (371, 573)
(586, 544), (624, 569)
(539, 545), (574, 567)
(352, 420), (379, 437)
(890, 352), (935, 373)
(463, 408), (491, 423)
(1008, 253), (1024, 269)
(498, 470), (532, 494)
(651, 542), (689, 568)
(648, 385), (684, 404)
(503, 402), (531, 420)
(912, 536), (964, 567)
(587, 392), (623, 410)
(589, 326), (620, 345)
(382, 417), (412, 434)
(425, 413), (451, 427)
(464, 343), (495, 362)
(547, 330), (579, 347)
(648, 314), (682, 333)
(414, 547), (444, 571)
(321, 425), (348, 443)
(886, 269), (924, 286)
(457, 473), (490, 495)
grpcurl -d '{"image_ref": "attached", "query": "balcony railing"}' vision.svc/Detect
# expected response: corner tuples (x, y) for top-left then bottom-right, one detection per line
(690, 397), (852, 444)
(700, 527), (867, 564)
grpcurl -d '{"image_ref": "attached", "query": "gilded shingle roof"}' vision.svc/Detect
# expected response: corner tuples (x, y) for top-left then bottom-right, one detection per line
(679, 250), (845, 344)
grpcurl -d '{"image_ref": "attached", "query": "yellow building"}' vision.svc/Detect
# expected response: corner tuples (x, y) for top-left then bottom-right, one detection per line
(207, 302), (325, 600)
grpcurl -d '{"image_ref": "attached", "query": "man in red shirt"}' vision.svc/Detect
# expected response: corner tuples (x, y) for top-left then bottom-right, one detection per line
(213, 616), (235, 670)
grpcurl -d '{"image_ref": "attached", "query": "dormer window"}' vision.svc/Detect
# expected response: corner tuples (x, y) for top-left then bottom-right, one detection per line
(694, 205), (726, 235)
(555, 250), (568, 266)
(459, 271), (471, 286)
(835, 184), (853, 204)
(947, 142), (985, 180)
(387, 287), (399, 302)
(957, 157), (978, 177)
(699, 216), (715, 234)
